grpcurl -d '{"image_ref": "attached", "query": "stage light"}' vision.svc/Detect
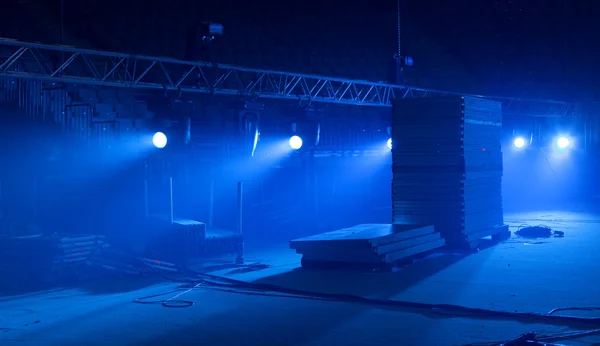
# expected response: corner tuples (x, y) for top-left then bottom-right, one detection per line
(387, 138), (392, 150)
(289, 135), (303, 150)
(152, 132), (167, 149)
(556, 136), (570, 149)
(513, 137), (525, 149)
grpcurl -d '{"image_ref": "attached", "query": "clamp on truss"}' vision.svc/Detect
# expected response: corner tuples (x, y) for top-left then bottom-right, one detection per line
(0, 38), (580, 116)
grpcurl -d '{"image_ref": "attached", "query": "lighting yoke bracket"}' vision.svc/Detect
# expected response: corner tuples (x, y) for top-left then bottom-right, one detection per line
(0, 38), (580, 117)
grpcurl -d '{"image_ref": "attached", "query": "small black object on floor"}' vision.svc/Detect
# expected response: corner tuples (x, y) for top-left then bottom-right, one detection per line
(515, 225), (564, 239)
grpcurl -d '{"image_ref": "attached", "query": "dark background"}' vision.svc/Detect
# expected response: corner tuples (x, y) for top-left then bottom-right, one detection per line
(0, 0), (597, 245)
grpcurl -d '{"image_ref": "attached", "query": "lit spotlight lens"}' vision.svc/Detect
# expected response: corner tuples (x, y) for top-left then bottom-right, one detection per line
(556, 137), (570, 149)
(152, 132), (168, 149)
(289, 135), (303, 150)
(513, 137), (525, 149)
(387, 138), (392, 150)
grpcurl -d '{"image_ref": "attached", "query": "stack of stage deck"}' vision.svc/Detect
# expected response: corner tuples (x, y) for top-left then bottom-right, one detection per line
(0, 234), (108, 265)
(0, 234), (108, 291)
(391, 96), (509, 248)
(290, 223), (445, 266)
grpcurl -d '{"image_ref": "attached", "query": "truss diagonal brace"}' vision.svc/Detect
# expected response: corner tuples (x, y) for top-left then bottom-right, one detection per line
(0, 37), (581, 116)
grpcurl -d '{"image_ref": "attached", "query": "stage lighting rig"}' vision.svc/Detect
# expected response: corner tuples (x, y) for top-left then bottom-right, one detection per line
(390, 54), (414, 85)
(152, 132), (168, 149)
(555, 136), (571, 150)
(289, 123), (302, 150)
(185, 22), (224, 61)
(513, 137), (525, 149)
(289, 135), (303, 150)
(288, 120), (320, 152)
(394, 54), (414, 68)
(200, 22), (224, 43)
(239, 110), (261, 157)
(508, 129), (533, 151)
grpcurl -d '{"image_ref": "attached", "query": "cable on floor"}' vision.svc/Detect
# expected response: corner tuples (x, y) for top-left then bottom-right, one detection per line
(133, 283), (202, 308)
(132, 268), (600, 345)
(462, 328), (600, 346)
(135, 269), (600, 325)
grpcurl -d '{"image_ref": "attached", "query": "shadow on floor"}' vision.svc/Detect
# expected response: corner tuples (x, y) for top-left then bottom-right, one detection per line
(79, 274), (166, 295)
(252, 248), (470, 298)
(129, 240), (590, 346)
(122, 250), (474, 346)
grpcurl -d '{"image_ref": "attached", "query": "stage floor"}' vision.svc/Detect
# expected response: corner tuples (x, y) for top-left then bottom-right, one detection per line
(1, 209), (600, 345)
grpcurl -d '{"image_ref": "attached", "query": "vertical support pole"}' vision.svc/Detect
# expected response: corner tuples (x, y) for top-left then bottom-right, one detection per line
(303, 157), (312, 225)
(236, 181), (244, 265)
(208, 179), (214, 227)
(584, 119), (588, 151)
(32, 178), (37, 219)
(143, 179), (149, 218)
(169, 176), (174, 224)
(259, 178), (265, 215)
(305, 155), (318, 229)
(143, 159), (149, 219)
(0, 177), (3, 219)
(313, 162), (319, 222)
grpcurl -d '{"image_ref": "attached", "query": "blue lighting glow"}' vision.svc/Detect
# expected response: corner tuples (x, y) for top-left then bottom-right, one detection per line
(289, 135), (303, 150)
(152, 132), (168, 149)
(556, 136), (570, 149)
(387, 138), (392, 150)
(513, 137), (525, 148)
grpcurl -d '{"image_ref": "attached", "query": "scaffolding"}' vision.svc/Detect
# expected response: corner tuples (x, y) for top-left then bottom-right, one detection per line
(0, 38), (580, 117)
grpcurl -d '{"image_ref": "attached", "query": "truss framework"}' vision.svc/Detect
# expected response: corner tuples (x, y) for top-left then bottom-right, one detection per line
(0, 38), (580, 117)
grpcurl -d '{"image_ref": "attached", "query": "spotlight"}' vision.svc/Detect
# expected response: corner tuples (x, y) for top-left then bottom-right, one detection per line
(152, 132), (167, 149)
(387, 138), (392, 150)
(513, 137), (526, 149)
(289, 135), (303, 150)
(556, 136), (570, 149)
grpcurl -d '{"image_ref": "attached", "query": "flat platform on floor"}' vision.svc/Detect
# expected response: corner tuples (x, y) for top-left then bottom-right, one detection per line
(290, 223), (445, 265)
(206, 227), (239, 240)
(149, 214), (205, 227)
(147, 215), (240, 260)
(148, 216), (238, 239)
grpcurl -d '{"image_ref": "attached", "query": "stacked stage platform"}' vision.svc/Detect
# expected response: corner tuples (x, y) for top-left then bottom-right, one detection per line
(290, 224), (444, 267)
(391, 96), (510, 248)
(289, 96), (510, 267)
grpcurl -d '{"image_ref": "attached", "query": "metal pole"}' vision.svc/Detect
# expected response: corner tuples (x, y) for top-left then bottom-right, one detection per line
(169, 177), (174, 224)
(236, 181), (244, 264)
(313, 164), (319, 221)
(143, 179), (149, 218)
(32, 178), (37, 219)
(60, 0), (64, 45)
(208, 179), (214, 227)
(60, 0), (65, 64)
(584, 119), (588, 151)
(397, 0), (401, 57)
(0, 177), (3, 219)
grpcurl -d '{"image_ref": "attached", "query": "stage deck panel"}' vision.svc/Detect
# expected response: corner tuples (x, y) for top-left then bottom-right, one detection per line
(391, 96), (508, 248)
(148, 214), (208, 260)
(290, 224), (445, 265)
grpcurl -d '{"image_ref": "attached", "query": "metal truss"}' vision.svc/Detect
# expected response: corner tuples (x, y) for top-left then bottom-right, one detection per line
(486, 95), (580, 118)
(0, 38), (580, 116)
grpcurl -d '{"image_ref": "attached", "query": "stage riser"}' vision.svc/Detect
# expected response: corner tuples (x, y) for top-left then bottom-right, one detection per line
(392, 187), (501, 200)
(392, 96), (509, 248)
(392, 212), (504, 233)
(290, 224), (445, 267)
(392, 154), (503, 167)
